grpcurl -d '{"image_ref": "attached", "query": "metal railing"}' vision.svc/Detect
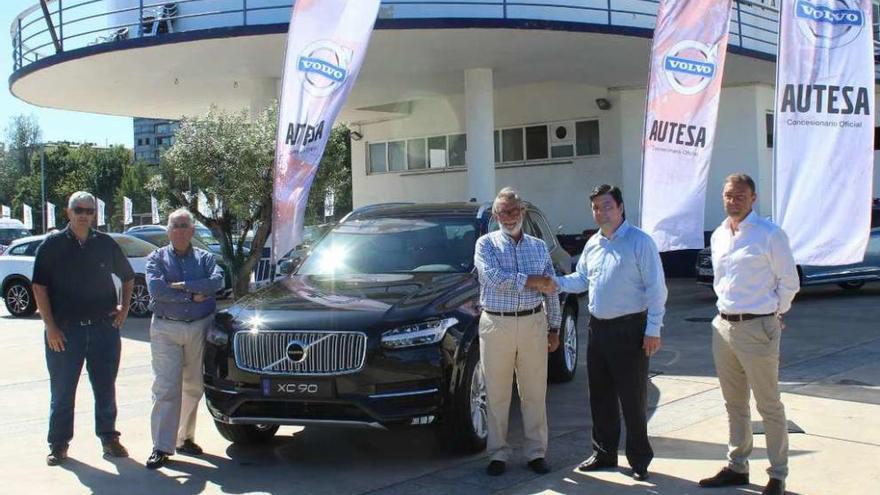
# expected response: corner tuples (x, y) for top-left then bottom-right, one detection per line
(9, 1), (880, 74)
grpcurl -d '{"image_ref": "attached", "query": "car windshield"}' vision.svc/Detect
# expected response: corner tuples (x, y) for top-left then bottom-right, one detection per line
(112, 235), (159, 258)
(297, 217), (478, 275)
(195, 226), (221, 248)
(0, 229), (31, 245)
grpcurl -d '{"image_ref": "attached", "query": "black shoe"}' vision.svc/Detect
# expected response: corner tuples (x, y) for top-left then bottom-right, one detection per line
(176, 439), (203, 456)
(762, 478), (785, 495)
(101, 437), (129, 458)
(576, 455), (618, 472)
(527, 458), (551, 474)
(46, 445), (68, 466)
(699, 467), (749, 487)
(486, 460), (506, 476)
(632, 468), (649, 481)
(146, 449), (171, 470)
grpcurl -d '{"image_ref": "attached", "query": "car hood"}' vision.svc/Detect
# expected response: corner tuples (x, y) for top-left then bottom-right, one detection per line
(225, 272), (479, 330)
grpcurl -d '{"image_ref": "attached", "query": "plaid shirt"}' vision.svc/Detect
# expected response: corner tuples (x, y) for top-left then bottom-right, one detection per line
(474, 231), (562, 329)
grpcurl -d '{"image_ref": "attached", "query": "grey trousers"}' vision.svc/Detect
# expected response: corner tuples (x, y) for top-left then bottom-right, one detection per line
(479, 311), (549, 462)
(149, 313), (212, 453)
(712, 314), (789, 481)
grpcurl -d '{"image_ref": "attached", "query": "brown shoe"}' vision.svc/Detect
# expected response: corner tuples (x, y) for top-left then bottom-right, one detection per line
(699, 467), (749, 487)
(762, 478), (785, 495)
(101, 437), (129, 458)
(46, 445), (68, 466)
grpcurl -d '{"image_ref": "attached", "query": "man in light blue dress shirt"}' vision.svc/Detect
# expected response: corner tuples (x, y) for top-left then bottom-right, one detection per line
(537, 184), (667, 481)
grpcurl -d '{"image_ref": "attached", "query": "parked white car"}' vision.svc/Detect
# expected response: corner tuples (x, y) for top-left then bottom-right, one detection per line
(0, 233), (155, 318)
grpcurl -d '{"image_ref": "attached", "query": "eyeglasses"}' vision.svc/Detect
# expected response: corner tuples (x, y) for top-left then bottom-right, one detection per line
(495, 207), (522, 218)
(73, 207), (96, 215)
(170, 223), (192, 230)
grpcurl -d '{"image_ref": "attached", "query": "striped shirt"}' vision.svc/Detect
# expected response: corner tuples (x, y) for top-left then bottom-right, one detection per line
(474, 230), (562, 329)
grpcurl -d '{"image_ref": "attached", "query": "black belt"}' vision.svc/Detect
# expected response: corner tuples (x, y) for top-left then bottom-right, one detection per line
(156, 314), (196, 323)
(484, 305), (543, 317)
(719, 312), (774, 322)
(59, 317), (107, 327)
(590, 311), (647, 324)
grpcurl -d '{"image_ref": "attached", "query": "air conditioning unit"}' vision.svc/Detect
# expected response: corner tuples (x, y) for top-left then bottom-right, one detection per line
(550, 122), (574, 144)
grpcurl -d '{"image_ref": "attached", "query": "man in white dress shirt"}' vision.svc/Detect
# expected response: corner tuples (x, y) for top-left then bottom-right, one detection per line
(698, 174), (799, 495)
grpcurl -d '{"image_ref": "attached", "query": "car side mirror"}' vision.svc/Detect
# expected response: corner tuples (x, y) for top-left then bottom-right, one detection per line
(278, 256), (302, 276)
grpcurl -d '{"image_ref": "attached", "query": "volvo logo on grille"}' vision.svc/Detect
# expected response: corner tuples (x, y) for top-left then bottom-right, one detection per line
(286, 340), (308, 363)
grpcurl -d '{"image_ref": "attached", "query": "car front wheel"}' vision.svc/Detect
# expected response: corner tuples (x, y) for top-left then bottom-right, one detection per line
(438, 345), (488, 453)
(548, 304), (578, 382)
(128, 277), (152, 317)
(4, 280), (36, 317)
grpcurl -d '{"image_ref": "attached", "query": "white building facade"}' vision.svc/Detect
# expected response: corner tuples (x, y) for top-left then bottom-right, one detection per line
(9, 0), (880, 237)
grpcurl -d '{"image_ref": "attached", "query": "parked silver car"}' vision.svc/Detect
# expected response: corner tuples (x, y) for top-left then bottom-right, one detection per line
(696, 227), (880, 290)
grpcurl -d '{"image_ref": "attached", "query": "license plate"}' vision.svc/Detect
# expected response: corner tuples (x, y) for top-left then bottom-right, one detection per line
(261, 378), (333, 398)
(698, 267), (713, 276)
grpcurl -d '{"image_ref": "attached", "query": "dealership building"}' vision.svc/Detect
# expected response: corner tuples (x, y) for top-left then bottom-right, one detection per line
(9, 0), (880, 237)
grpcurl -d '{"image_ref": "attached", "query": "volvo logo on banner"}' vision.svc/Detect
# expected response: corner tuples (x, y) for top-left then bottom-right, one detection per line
(297, 40), (352, 97)
(795, 0), (865, 48)
(663, 40), (719, 95)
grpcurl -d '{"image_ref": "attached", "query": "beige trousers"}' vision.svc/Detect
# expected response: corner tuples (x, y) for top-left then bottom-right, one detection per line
(479, 311), (549, 462)
(150, 314), (212, 453)
(712, 314), (788, 481)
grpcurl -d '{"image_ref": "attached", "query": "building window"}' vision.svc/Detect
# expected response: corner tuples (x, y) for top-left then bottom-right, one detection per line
(575, 120), (600, 156)
(137, 138), (143, 146)
(156, 137), (163, 145)
(407, 138), (427, 170)
(766, 112), (774, 148)
(501, 128), (524, 162)
(525, 125), (549, 160)
(448, 134), (466, 167)
(144, 137), (151, 145)
(388, 141), (406, 172)
(427, 136), (447, 168)
(369, 143), (387, 173)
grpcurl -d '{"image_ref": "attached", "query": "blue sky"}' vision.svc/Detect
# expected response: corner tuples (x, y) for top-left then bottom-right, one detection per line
(2, 1), (133, 147)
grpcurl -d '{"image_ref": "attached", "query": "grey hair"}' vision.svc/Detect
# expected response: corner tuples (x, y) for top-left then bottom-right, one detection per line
(167, 208), (194, 227)
(67, 191), (96, 209)
(492, 187), (523, 212)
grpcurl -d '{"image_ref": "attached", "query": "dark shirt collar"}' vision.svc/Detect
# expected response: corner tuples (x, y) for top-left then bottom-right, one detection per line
(62, 224), (97, 242)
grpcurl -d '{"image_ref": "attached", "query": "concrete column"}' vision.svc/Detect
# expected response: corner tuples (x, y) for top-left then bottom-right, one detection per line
(465, 68), (496, 202)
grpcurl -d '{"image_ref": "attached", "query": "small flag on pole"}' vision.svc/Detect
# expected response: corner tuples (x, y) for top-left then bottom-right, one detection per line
(123, 197), (133, 225)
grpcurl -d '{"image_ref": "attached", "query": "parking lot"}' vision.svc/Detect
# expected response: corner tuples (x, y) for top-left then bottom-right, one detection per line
(0, 279), (878, 494)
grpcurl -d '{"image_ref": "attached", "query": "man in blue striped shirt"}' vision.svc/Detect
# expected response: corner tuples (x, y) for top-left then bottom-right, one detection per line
(537, 184), (667, 481)
(474, 187), (561, 477)
(144, 208), (224, 469)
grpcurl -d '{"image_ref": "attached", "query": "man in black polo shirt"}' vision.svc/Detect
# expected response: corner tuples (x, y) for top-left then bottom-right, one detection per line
(32, 191), (135, 466)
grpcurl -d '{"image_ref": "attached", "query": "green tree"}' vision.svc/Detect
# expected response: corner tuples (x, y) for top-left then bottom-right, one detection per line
(159, 104), (277, 297)
(111, 162), (152, 230)
(305, 126), (352, 224)
(1, 114), (41, 208)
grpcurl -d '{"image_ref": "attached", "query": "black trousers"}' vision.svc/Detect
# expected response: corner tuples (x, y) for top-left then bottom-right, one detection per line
(587, 312), (653, 471)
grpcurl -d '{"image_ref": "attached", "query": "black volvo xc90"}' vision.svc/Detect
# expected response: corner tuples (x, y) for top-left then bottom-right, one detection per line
(204, 202), (580, 452)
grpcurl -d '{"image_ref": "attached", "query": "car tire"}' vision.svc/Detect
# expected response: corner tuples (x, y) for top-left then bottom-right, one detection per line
(838, 281), (865, 291)
(548, 304), (578, 383)
(128, 277), (152, 317)
(213, 421), (279, 444)
(438, 345), (487, 454)
(3, 279), (36, 317)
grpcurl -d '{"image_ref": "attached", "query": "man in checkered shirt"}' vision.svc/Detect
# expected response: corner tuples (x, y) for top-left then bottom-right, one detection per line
(474, 187), (561, 477)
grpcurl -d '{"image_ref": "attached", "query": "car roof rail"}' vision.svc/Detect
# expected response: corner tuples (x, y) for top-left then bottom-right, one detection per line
(339, 202), (416, 223)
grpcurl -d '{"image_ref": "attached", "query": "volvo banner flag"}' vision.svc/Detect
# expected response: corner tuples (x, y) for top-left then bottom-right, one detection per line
(151, 195), (160, 224)
(22, 204), (32, 230)
(774, 0), (874, 265)
(123, 196), (133, 225)
(271, 0), (381, 264)
(1, 205), (10, 218)
(46, 202), (55, 229)
(97, 198), (106, 227)
(640, 0), (732, 251)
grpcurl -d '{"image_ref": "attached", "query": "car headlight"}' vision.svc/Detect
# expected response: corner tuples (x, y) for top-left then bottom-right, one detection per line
(381, 317), (458, 349)
(206, 324), (229, 346)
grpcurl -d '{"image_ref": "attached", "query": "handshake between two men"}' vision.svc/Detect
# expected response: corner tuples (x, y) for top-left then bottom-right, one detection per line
(525, 275), (557, 295)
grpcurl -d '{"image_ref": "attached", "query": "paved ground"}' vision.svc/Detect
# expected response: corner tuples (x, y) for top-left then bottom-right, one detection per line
(0, 279), (878, 494)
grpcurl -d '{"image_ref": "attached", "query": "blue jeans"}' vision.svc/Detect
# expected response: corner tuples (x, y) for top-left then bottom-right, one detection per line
(45, 320), (121, 447)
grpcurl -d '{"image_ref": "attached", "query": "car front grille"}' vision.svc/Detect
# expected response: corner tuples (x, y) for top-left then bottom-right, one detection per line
(234, 331), (367, 376)
(697, 255), (712, 268)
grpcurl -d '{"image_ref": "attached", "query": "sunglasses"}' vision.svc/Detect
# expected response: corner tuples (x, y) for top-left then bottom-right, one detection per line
(73, 207), (96, 215)
(170, 223), (192, 230)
